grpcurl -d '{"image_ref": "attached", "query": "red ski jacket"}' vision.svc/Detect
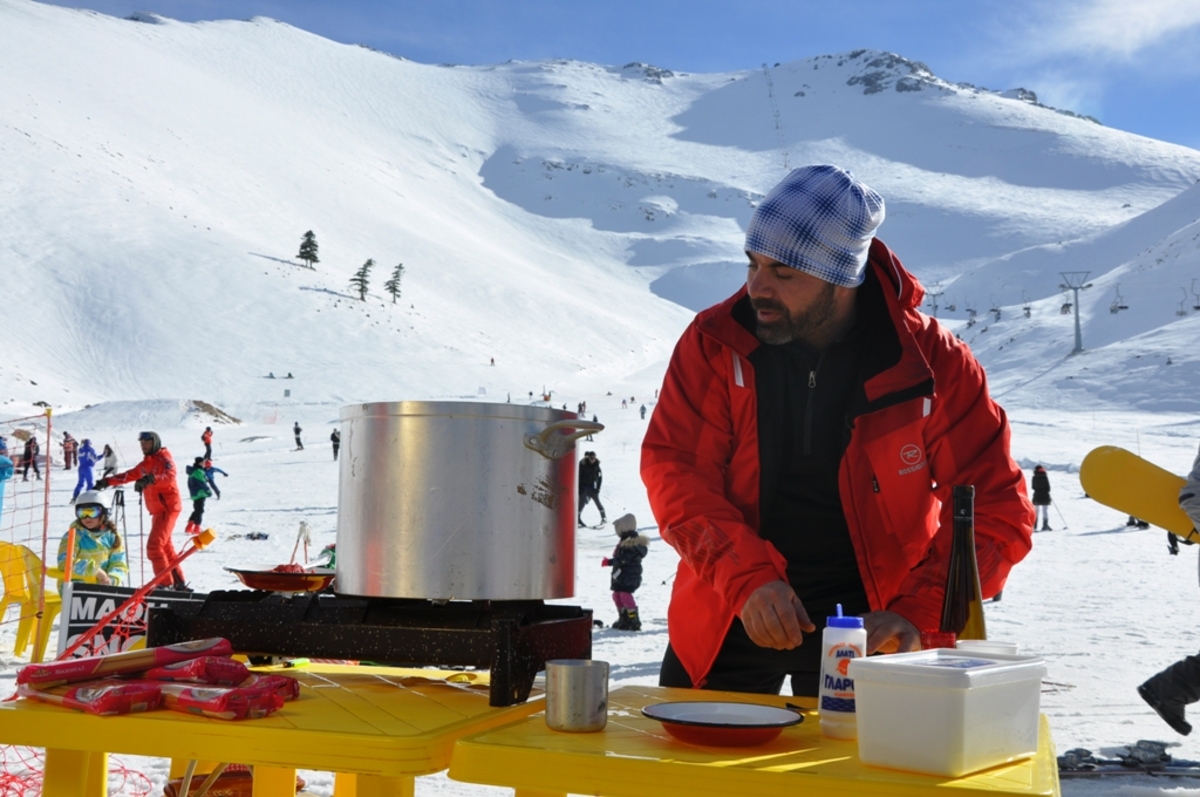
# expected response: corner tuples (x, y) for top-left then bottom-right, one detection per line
(641, 239), (1034, 687)
(108, 448), (182, 515)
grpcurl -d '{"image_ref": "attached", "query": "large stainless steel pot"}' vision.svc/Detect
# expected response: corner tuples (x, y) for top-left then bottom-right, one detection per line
(335, 401), (603, 600)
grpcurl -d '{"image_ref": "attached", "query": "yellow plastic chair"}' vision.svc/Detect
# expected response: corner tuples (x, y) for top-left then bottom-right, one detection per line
(0, 541), (62, 662)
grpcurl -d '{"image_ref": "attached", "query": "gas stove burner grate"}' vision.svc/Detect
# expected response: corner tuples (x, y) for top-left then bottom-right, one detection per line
(147, 591), (592, 706)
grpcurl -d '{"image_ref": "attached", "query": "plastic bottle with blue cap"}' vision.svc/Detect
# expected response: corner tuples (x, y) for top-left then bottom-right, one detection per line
(819, 603), (866, 739)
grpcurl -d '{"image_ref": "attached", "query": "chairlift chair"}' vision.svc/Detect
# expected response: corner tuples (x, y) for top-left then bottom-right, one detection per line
(1060, 302), (1072, 315)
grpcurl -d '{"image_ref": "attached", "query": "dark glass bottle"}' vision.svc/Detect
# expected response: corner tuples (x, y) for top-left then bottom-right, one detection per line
(939, 485), (987, 640)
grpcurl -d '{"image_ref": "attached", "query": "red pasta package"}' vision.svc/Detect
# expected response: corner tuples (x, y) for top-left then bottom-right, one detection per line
(18, 680), (162, 715)
(238, 673), (301, 701)
(156, 682), (285, 720)
(17, 638), (233, 687)
(143, 656), (250, 686)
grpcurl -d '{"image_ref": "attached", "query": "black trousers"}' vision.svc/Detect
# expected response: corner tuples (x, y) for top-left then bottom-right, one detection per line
(189, 498), (206, 526)
(579, 487), (605, 518)
(659, 616), (823, 697)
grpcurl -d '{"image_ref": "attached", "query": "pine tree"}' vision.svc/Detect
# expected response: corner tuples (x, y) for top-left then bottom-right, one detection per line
(383, 262), (405, 303)
(349, 258), (374, 301)
(297, 231), (320, 269)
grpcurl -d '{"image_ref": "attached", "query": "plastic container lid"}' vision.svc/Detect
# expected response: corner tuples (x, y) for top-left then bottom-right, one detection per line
(849, 648), (1046, 689)
(826, 603), (864, 628)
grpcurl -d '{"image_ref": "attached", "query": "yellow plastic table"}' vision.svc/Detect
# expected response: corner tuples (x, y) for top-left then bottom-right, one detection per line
(449, 684), (1061, 797)
(0, 664), (543, 797)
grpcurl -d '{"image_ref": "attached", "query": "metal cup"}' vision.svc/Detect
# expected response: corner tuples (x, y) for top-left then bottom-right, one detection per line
(544, 659), (609, 732)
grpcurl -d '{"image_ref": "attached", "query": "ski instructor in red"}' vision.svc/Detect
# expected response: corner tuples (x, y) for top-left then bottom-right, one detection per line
(96, 431), (187, 588)
(642, 165), (1034, 696)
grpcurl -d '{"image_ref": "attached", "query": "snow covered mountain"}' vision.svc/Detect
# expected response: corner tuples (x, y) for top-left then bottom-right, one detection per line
(2, 0), (1200, 420)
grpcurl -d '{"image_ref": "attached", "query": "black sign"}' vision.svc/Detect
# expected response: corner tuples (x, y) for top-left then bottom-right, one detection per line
(59, 582), (207, 658)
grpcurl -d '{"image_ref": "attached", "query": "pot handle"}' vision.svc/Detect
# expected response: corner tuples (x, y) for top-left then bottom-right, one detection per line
(524, 420), (605, 460)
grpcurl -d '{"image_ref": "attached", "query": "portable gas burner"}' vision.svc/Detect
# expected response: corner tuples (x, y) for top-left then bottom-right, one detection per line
(147, 591), (592, 706)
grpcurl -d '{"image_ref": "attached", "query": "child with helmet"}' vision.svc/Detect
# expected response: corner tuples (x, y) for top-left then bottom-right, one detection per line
(57, 490), (129, 592)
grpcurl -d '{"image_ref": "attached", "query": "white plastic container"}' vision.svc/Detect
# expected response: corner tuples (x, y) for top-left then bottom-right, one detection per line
(847, 648), (1046, 777)
(818, 605), (866, 740)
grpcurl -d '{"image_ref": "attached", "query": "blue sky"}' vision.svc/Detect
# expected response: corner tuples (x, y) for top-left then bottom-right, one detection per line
(40, 0), (1200, 149)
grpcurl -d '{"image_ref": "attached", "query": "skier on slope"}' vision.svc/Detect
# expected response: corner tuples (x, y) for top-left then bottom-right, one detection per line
(577, 450), (606, 527)
(72, 438), (101, 503)
(293, 422), (304, 451)
(203, 458), (227, 499)
(1031, 465), (1052, 531)
(101, 444), (118, 479)
(61, 431), (78, 470)
(1138, 442), (1200, 734)
(0, 439), (13, 528)
(184, 456), (212, 537)
(21, 436), (41, 481)
(95, 431), (186, 589)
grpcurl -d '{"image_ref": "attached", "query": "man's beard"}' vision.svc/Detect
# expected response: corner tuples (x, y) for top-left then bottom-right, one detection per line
(751, 282), (838, 345)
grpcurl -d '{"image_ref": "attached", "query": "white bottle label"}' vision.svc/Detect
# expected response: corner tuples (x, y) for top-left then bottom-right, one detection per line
(820, 641), (863, 713)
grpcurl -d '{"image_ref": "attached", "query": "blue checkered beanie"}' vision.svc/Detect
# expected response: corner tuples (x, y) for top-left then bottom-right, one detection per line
(745, 165), (885, 288)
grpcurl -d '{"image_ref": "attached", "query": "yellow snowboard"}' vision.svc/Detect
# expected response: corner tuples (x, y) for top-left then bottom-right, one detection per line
(1079, 446), (1200, 541)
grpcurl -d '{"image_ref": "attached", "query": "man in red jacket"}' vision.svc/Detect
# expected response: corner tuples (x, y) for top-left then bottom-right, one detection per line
(97, 431), (186, 588)
(642, 165), (1034, 696)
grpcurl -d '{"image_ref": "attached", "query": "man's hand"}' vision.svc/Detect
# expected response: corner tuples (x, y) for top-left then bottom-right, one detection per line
(862, 610), (922, 654)
(739, 580), (816, 650)
(134, 474), (154, 493)
(94, 477), (110, 490)
(95, 570), (111, 586)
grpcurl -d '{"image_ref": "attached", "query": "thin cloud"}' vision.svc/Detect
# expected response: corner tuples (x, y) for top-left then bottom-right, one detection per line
(1018, 0), (1200, 61)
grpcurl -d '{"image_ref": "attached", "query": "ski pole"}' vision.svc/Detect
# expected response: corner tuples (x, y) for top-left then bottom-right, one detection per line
(1052, 499), (1069, 530)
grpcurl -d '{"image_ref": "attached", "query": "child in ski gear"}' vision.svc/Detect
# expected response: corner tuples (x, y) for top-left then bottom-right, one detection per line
(101, 444), (118, 478)
(202, 427), (213, 459)
(72, 438), (101, 503)
(57, 490), (128, 592)
(62, 432), (78, 470)
(184, 456), (212, 536)
(0, 440), (12, 528)
(331, 429), (341, 461)
(203, 459), (227, 499)
(293, 422), (304, 450)
(602, 513), (649, 630)
(578, 450), (605, 526)
(1139, 442), (1200, 735)
(22, 436), (41, 481)
(1031, 465), (1052, 531)
(95, 431), (186, 588)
